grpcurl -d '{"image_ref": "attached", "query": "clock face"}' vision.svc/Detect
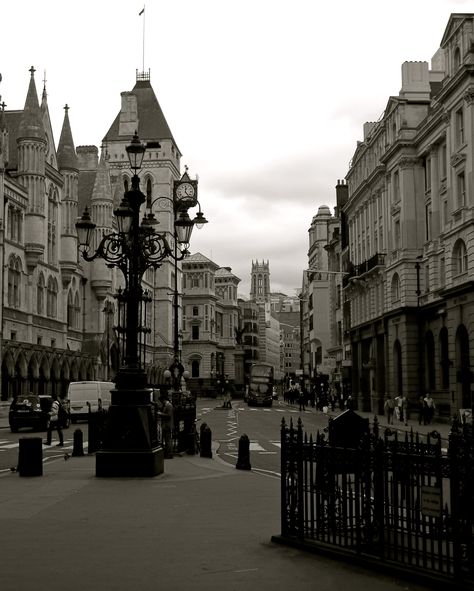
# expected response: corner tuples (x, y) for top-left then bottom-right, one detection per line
(176, 182), (195, 200)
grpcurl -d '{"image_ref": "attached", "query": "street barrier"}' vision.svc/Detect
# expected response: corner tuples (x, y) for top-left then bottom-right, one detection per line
(236, 433), (251, 470)
(18, 437), (43, 477)
(72, 428), (85, 457)
(200, 423), (212, 458)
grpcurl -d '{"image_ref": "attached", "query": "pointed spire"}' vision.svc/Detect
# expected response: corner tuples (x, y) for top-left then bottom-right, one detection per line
(91, 148), (112, 204)
(18, 66), (45, 141)
(57, 104), (78, 170)
(0, 100), (6, 131)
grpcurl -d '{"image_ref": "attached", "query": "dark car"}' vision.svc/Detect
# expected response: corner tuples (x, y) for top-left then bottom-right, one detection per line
(9, 394), (52, 433)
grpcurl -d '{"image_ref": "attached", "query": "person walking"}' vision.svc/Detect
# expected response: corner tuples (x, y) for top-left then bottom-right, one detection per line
(298, 384), (306, 412)
(384, 395), (395, 425)
(423, 392), (436, 425)
(418, 395), (426, 425)
(45, 396), (64, 446)
(159, 393), (174, 458)
(223, 377), (234, 409)
(400, 394), (409, 426)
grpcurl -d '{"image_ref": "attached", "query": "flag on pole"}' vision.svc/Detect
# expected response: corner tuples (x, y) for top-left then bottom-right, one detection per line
(139, 7), (145, 15)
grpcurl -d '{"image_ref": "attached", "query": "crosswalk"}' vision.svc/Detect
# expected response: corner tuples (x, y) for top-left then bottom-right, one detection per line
(225, 439), (281, 457)
(0, 438), (87, 453)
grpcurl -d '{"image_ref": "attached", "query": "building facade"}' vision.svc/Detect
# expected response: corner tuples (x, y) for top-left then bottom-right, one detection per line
(181, 253), (243, 394)
(0, 68), (191, 400)
(341, 13), (474, 417)
(301, 205), (339, 388)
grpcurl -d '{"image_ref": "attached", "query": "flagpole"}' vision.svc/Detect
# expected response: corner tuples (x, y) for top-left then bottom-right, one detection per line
(142, 5), (146, 72)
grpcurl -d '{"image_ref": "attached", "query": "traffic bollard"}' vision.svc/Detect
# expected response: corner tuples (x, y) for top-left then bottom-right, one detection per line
(236, 433), (251, 470)
(72, 429), (84, 457)
(18, 437), (43, 477)
(200, 423), (213, 458)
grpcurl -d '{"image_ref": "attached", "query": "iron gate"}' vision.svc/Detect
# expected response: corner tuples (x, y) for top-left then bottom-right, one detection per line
(279, 416), (474, 587)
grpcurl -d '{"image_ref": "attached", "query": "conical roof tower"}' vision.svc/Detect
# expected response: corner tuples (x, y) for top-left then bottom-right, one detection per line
(57, 104), (78, 171)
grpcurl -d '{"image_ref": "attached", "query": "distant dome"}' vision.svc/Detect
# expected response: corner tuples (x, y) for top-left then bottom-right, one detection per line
(316, 205), (331, 217)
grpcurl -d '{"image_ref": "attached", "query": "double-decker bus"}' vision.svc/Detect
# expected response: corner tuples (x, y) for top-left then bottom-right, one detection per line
(247, 363), (274, 407)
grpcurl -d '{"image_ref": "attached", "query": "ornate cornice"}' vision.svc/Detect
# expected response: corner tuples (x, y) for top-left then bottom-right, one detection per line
(463, 86), (474, 106)
(450, 151), (466, 167)
(399, 156), (422, 169)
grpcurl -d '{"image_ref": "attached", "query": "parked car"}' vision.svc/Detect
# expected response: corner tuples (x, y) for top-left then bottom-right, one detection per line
(9, 394), (53, 432)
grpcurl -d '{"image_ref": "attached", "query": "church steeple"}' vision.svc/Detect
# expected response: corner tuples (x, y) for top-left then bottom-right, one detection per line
(57, 104), (78, 171)
(18, 66), (45, 141)
(18, 67), (46, 272)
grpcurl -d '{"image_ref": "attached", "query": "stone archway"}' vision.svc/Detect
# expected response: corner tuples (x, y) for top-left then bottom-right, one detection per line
(1, 350), (15, 400)
(393, 340), (403, 396)
(38, 355), (50, 396)
(455, 324), (471, 409)
(60, 358), (70, 397)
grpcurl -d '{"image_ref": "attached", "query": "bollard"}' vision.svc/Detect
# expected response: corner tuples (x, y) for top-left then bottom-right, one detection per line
(187, 422), (196, 456)
(236, 433), (251, 470)
(18, 437), (43, 477)
(72, 429), (84, 457)
(200, 423), (213, 458)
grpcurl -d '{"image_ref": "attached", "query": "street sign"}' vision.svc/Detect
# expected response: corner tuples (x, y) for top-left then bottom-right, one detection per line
(421, 486), (442, 518)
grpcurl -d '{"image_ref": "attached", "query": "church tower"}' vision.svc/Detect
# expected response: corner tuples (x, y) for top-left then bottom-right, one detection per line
(101, 70), (183, 368)
(57, 104), (79, 287)
(250, 260), (271, 304)
(17, 67), (46, 272)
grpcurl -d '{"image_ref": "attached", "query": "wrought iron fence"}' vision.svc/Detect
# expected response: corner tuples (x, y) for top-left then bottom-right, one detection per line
(279, 416), (474, 588)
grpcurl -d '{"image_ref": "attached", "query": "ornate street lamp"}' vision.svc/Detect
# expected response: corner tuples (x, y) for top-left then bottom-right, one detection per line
(147, 184), (207, 397)
(76, 132), (206, 477)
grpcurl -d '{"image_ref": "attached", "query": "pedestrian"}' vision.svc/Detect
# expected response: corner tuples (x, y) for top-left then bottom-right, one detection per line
(159, 392), (174, 458)
(223, 377), (234, 409)
(384, 395), (395, 425)
(45, 396), (64, 446)
(394, 395), (402, 422)
(298, 385), (306, 412)
(418, 395), (425, 425)
(345, 394), (354, 411)
(400, 394), (409, 426)
(423, 392), (436, 425)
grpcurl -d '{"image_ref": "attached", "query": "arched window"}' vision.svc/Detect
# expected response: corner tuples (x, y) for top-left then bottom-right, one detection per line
(123, 177), (129, 193)
(37, 273), (45, 315)
(48, 188), (58, 264)
(454, 47), (461, 69)
(146, 177), (152, 207)
(7, 256), (21, 309)
(425, 331), (435, 390)
(47, 277), (58, 318)
(191, 359), (200, 378)
(74, 292), (80, 328)
(391, 273), (400, 303)
(67, 290), (74, 327)
(439, 327), (450, 389)
(452, 239), (468, 275)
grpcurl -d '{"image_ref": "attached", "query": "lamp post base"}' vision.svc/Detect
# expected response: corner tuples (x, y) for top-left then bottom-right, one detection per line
(96, 447), (164, 477)
(95, 388), (163, 477)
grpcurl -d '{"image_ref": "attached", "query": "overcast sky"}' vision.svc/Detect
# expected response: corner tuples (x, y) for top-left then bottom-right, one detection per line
(1, 0), (470, 297)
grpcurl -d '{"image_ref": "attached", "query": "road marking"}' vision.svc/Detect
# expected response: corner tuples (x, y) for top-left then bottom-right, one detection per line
(249, 442), (266, 451)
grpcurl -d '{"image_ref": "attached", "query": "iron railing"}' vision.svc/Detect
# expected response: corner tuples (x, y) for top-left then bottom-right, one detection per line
(279, 416), (474, 588)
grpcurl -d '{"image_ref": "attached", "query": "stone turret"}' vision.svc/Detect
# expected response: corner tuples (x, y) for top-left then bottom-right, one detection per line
(58, 105), (79, 287)
(17, 67), (46, 272)
(90, 150), (113, 301)
(0, 101), (8, 170)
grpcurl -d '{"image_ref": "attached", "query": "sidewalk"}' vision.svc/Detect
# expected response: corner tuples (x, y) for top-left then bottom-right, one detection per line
(0, 444), (433, 591)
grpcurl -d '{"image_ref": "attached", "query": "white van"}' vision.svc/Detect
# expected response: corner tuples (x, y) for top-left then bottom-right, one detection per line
(68, 381), (114, 422)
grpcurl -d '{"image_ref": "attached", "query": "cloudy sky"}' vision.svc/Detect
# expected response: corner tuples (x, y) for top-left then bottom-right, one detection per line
(1, 0), (469, 296)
